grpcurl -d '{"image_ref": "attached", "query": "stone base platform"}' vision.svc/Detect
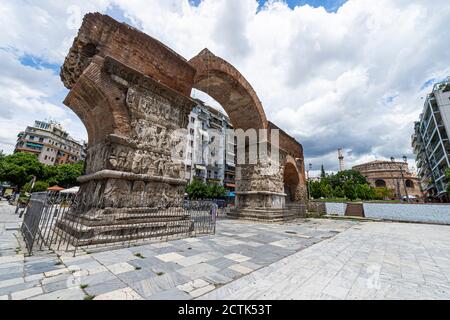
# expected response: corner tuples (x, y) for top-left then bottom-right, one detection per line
(227, 205), (307, 223)
(55, 207), (194, 246)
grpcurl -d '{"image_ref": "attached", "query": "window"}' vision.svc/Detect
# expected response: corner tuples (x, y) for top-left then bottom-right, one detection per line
(190, 129), (194, 136)
(191, 117), (195, 123)
(405, 180), (414, 189)
(44, 155), (48, 160)
(375, 180), (387, 188)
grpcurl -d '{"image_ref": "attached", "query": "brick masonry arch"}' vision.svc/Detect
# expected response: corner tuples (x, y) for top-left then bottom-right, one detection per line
(283, 153), (306, 203)
(188, 49), (268, 131)
(57, 13), (308, 242)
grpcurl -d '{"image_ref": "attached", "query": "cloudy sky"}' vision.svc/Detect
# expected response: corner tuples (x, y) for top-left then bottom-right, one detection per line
(1, 0), (449, 174)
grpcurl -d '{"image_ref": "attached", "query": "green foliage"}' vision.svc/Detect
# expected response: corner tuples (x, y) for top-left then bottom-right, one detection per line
(327, 170), (369, 189)
(0, 153), (43, 190)
(373, 187), (394, 200)
(309, 170), (382, 202)
(343, 180), (357, 200)
(446, 169), (450, 197)
(206, 184), (227, 199)
(320, 165), (326, 179)
(186, 180), (208, 199)
(22, 181), (49, 193)
(355, 183), (375, 201)
(333, 185), (345, 198)
(51, 162), (84, 188)
(186, 180), (227, 199)
(0, 152), (84, 191)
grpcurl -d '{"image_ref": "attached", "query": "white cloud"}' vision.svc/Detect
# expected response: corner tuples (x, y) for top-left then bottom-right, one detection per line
(0, 0), (449, 172)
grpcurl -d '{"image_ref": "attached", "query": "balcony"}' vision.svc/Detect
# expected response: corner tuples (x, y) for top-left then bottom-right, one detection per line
(225, 164), (235, 173)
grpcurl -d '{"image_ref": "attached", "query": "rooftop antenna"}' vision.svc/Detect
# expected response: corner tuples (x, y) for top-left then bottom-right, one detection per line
(338, 148), (345, 172)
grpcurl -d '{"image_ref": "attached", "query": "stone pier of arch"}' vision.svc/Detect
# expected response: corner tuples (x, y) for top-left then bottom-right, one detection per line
(58, 13), (307, 243)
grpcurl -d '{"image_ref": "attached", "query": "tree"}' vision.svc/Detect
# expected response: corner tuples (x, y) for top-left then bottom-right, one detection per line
(22, 181), (49, 193)
(206, 184), (227, 199)
(356, 184), (375, 201)
(310, 180), (323, 199)
(333, 185), (345, 198)
(446, 169), (450, 197)
(0, 153), (43, 190)
(52, 162), (84, 188)
(343, 180), (357, 201)
(186, 180), (227, 200)
(373, 187), (394, 200)
(186, 180), (208, 199)
(333, 170), (368, 187)
(321, 182), (333, 198)
(320, 165), (326, 179)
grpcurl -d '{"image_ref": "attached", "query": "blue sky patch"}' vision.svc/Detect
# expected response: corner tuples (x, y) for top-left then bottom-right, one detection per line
(106, 4), (138, 27)
(383, 94), (399, 105)
(420, 78), (436, 91)
(190, 0), (347, 13)
(19, 54), (60, 73)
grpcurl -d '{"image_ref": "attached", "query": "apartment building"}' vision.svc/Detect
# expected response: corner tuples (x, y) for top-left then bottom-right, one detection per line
(412, 77), (450, 201)
(15, 120), (85, 166)
(184, 99), (236, 192)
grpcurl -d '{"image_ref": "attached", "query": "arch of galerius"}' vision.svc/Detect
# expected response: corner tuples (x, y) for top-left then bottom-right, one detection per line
(58, 13), (307, 243)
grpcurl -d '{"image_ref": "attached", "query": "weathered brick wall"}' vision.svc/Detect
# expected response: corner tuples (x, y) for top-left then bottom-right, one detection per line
(61, 13), (196, 97)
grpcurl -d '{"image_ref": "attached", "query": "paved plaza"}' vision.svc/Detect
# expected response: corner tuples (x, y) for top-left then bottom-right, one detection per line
(1, 202), (450, 300)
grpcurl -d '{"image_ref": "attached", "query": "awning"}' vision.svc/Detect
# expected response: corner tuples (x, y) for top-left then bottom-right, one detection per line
(195, 165), (206, 170)
(26, 142), (43, 148)
(47, 186), (65, 191)
(227, 192), (236, 197)
(60, 186), (80, 194)
(225, 183), (236, 188)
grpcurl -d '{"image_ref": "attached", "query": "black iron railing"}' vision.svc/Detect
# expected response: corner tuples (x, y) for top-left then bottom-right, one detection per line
(21, 191), (217, 256)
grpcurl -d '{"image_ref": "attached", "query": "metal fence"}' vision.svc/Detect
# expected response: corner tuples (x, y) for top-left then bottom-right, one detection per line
(21, 191), (217, 256)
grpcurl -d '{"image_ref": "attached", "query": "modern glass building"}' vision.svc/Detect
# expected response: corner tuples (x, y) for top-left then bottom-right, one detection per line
(412, 78), (450, 201)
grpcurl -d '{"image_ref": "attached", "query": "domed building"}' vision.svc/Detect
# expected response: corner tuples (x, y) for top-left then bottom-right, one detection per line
(352, 160), (423, 200)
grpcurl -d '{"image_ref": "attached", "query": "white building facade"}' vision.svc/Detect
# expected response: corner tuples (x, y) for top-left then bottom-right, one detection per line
(412, 78), (450, 201)
(15, 120), (85, 166)
(183, 100), (236, 191)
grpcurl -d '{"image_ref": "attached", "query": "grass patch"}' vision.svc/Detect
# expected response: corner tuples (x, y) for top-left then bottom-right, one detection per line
(134, 253), (145, 259)
(84, 294), (95, 301)
(80, 284), (89, 289)
(156, 272), (165, 276)
(135, 266), (142, 270)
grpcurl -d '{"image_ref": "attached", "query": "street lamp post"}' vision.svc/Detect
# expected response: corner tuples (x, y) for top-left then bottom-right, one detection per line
(307, 163), (312, 200)
(391, 157), (410, 203)
(401, 156), (411, 204)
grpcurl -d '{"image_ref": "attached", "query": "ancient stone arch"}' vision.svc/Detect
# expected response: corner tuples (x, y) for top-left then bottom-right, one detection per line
(58, 13), (307, 241)
(188, 49), (267, 131)
(284, 156), (300, 202)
